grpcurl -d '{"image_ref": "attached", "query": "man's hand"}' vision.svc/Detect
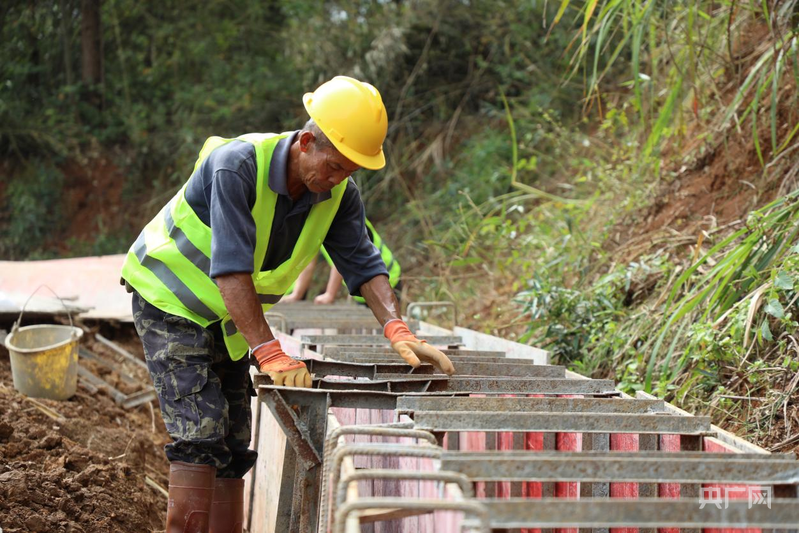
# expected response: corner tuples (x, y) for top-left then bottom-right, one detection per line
(384, 319), (455, 376)
(359, 275), (455, 375)
(252, 340), (312, 387)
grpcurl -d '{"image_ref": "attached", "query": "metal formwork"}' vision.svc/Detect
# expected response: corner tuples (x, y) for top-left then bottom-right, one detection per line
(250, 302), (799, 533)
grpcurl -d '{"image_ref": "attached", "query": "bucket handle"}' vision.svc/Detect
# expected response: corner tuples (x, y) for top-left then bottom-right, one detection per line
(13, 285), (77, 339)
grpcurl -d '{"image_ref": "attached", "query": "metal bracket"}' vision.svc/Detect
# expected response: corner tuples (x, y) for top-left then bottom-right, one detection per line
(260, 388), (327, 467)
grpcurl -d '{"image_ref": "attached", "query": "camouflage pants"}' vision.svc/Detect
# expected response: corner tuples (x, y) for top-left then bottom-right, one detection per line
(131, 292), (257, 478)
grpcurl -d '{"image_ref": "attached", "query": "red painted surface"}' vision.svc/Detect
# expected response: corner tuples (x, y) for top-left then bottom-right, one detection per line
(703, 439), (762, 533)
(610, 433), (639, 533)
(521, 393), (545, 533)
(463, 394), (488, 498)
(658, 435), (681, 533)
(556, 395), (583, 533)
(496, 394), (516, 498)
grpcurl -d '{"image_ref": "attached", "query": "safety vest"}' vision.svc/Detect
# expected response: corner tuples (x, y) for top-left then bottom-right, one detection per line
(121, 133), (347, 360)
(320, 219), (401, 303)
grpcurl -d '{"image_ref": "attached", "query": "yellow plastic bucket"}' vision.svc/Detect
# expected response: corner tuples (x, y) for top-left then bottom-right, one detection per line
(4, 324), (83, 400)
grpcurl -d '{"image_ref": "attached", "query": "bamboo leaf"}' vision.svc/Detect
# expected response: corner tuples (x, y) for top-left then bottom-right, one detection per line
(631, 1), (654, 120)
(752, 70), (767, 167)
(659, 320), (688, 384)
(665, 226), (749, 310)
(720, 46), (777, 128)
(643, 74), (683, 157)
(771, 47), (786, 153)
(645, 327), (668, 392)
(778, 121), (799, 154)
(550, 0), (572, 30)
(581, 0), (600, 48)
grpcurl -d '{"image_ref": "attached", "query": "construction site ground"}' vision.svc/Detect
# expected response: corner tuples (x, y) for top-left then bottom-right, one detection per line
(0, 328), (170, 533)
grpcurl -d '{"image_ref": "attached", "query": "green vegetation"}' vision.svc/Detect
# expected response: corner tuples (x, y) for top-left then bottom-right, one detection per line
(0, 161), (64, 258)
(2, 0), (799, 447)
(409, 0), (799, 447)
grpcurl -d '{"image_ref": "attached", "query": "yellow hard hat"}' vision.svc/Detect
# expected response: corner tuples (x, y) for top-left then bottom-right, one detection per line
(303, 76), (388, 170)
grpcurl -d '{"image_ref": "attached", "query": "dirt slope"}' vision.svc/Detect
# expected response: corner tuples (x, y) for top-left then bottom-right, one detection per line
(0, 330), (170, 533)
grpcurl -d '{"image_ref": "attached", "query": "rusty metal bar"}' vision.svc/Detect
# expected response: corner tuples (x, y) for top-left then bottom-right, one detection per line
(301, 376), (619, 395)
(322, 347), (506, 358)
(328, 353), (531, 365)
(413, 377), (617, 394)
(300, 358), (565, 379)
(398, 396), (666, 413)
(301, 334), (463, 350)
(256, 383), (481, 410)
(411, 410), (713, 434)
(465, 499), (799, 528)
(282, 318), (385, 331)
(440, 454), (799, 483)
(445, 450), (794, 460)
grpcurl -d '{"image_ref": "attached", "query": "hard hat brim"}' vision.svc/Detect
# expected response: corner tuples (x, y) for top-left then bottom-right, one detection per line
(331, 141), (386, 171)
(303, 93), (387, 170)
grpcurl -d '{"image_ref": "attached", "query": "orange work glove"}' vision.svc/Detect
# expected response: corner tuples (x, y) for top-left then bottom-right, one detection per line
(252, 340), (312, 388)
(384, 319), (456, 376)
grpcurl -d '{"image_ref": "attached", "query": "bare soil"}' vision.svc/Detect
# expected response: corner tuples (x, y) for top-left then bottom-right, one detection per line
(610, 22), (798, 261)
(0, 327), (170, 533)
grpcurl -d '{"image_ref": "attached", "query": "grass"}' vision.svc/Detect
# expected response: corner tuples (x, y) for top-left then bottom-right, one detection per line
(407, 0), (799, 450)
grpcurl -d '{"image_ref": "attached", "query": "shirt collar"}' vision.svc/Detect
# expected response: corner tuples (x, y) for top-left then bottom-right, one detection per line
(268, 130), (332, 204)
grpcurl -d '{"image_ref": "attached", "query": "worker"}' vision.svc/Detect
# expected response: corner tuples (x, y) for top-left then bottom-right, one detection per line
(283, 218), (402, 304)
(120, 76), (456, 533)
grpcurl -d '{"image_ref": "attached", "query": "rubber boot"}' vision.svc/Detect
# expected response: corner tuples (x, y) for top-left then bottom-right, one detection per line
(166, 461), (216, 533)
(209, 478), (245, 533)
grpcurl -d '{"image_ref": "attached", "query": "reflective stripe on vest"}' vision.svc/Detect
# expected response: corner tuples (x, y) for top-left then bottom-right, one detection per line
(365, 219), (401, 285)
(319, 218), (401, 303)
(165, 204), (211, 275)
(131, 229), (219, 322)
(122, 132), (347, 360)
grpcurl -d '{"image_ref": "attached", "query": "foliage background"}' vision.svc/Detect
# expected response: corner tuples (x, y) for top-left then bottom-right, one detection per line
(2, 0), (799, 450)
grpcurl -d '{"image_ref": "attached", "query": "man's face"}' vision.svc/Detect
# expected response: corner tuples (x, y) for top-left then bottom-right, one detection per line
(299, 133), (361, 193)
